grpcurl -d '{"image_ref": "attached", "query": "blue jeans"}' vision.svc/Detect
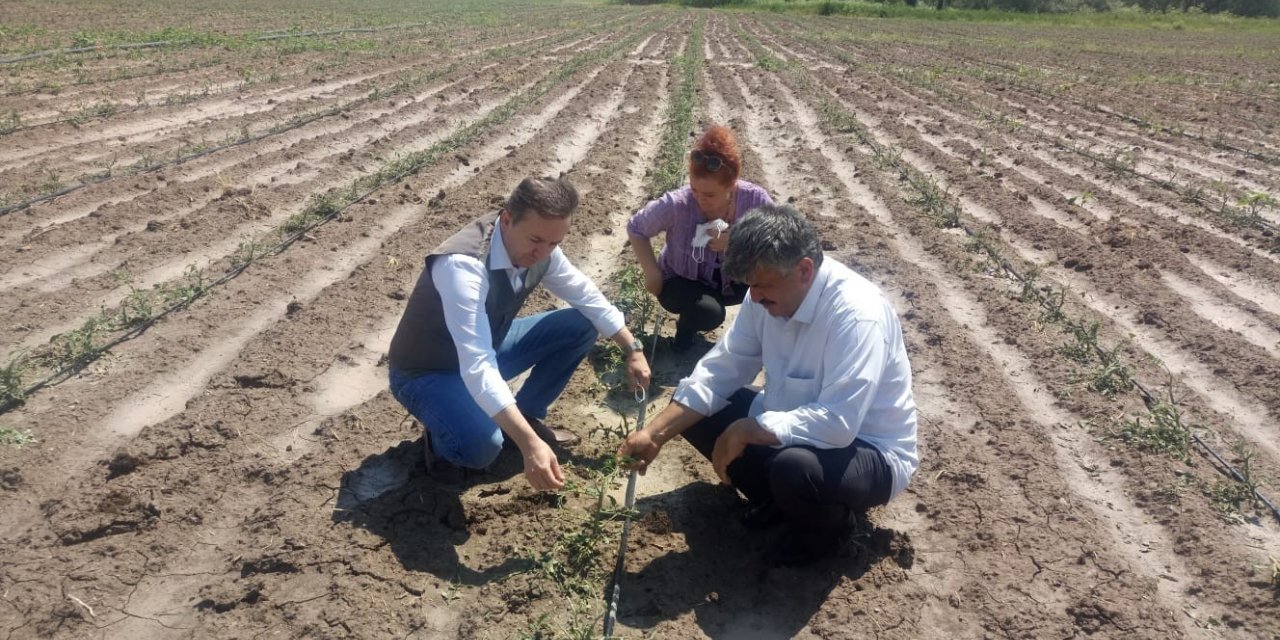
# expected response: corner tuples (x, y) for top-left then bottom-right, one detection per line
(388, 309), (597, 469)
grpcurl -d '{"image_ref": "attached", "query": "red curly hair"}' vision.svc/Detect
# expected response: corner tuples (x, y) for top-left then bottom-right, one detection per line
(689, 124), (741, 186)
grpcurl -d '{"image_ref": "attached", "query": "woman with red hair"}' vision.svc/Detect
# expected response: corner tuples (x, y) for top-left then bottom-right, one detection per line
(627, 124), (774, 351)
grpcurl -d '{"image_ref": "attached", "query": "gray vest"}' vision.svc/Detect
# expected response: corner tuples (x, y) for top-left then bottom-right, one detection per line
(388, 211), (551, 373)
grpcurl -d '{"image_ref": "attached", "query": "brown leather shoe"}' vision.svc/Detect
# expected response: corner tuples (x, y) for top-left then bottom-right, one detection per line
(522, 413), (580, 446)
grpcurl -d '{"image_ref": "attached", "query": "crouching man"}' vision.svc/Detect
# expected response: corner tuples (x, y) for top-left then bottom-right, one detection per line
(617, 204), (918, 565)
(389, 176), (651, 491)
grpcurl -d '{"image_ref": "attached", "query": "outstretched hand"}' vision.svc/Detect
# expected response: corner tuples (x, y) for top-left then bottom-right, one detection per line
(521, 439), (565, 491)
(616, 430), (661, 476)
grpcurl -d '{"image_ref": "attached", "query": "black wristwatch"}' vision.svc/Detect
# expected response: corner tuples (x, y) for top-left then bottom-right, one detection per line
(626, 339), (644, 355)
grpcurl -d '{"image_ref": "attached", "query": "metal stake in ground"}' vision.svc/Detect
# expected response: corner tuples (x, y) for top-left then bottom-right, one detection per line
(603, 309), (662, 639)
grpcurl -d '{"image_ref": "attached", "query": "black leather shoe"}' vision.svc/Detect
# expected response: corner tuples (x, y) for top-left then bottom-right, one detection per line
(767, 526), (841, 567)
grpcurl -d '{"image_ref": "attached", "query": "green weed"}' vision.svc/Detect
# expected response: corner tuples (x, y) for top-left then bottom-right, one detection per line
(1110, 400), (1190, 461)
(1087, 344), (1134, 398)
(0, 426), (36, 447)
(0, 356), (28, 407)
(0, 111), (20, 135)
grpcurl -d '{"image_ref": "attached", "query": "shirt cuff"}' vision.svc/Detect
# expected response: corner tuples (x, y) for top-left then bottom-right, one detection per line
(672, 379), (729, 417)
(474, 370), (517, 418)
(754, 411), (795, 448)
(597, 307), (626, 340)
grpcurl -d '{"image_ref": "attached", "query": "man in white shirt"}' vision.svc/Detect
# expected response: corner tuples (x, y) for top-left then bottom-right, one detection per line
(618, 204), (918, 565)
(389, 176), (651, 491)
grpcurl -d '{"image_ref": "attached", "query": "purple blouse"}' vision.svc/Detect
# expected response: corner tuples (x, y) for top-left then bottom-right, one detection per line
(626, 181), (774, 295)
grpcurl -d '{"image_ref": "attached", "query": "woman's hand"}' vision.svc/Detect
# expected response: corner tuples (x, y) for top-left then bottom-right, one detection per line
(706, 226), (730, 253)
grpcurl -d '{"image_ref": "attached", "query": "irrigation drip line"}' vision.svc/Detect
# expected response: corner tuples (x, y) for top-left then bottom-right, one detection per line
(951, 53), (1280, 166)
(0, 23), (430, 65)
(0, 58), (477, 218)
(0, 159), (387, 416)
(820, 60), (1280, 524)
(1131, 377), (1280, 525)
(0, 19), (667, 416)
(0, 15), (647, 219)
(603, 307), (663, 640)
(969, 223), (1280, 525)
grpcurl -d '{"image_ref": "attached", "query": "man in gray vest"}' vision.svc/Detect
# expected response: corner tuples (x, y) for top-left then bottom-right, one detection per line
(389, 176), (651, 491)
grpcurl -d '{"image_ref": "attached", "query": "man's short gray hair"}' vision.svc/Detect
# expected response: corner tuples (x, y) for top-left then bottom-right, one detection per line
(723, 204), (824, 281)
(505, 176), (579, 222)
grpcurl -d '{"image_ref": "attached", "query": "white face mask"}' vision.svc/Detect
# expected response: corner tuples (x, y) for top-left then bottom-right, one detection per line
(691, 218), (730, 263)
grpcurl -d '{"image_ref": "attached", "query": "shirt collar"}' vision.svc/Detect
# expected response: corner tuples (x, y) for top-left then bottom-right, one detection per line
(488, 219), (519, 273)
(789, 260), (830, 325)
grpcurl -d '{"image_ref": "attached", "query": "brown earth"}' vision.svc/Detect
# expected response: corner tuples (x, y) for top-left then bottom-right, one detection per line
(1, 3), (1278, 639)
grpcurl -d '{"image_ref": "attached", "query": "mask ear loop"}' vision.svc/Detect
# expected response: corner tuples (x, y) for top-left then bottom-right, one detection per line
(691, 244), (705, 263)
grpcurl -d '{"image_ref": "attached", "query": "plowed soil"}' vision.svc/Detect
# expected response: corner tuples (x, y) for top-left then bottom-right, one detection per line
(2, 2), (1278, 639)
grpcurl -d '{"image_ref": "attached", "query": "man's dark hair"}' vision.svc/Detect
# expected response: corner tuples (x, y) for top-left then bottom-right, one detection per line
(505, 176), (579, 222)
(722, 204), (824, 281)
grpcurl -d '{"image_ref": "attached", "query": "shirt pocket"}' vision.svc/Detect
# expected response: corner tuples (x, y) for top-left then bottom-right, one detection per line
(765, 374), (820, 413)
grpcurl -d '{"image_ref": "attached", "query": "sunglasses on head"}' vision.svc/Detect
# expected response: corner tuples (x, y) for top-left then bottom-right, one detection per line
(690, 149), (726, 172)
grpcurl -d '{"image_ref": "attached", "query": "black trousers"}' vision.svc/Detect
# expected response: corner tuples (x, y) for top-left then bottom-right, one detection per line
(681, 389), (893, 533)
(657, 276), (747, 340)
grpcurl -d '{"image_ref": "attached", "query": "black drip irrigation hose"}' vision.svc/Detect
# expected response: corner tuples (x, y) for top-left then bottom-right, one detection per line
(973, 227), (1280, 525)
(0, 17), (665, 417)
(603, 308), (663, 639)
(0, 23), (430, 65)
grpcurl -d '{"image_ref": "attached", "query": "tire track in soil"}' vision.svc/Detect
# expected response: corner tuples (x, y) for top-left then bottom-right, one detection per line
(720, 57), (1204, 637)
(0, 34), (668, 637)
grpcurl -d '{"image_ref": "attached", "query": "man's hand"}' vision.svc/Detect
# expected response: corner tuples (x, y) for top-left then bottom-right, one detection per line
(521, 439), (565, 491)
(617, 429), (662, 475)
(711, 418), (779, 486)
(626, 351), (651, 394)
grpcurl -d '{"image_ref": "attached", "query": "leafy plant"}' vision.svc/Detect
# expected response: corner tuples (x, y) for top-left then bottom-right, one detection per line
(0, 356), (28, 407)
(1110, 400), (1190, 461)
(0, 111), (20, 135)
(0, 426), (36, 447)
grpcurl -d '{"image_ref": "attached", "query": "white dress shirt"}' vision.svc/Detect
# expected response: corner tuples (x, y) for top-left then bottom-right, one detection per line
(432, 222), (625, 417)
(673, 258), (919, 498)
